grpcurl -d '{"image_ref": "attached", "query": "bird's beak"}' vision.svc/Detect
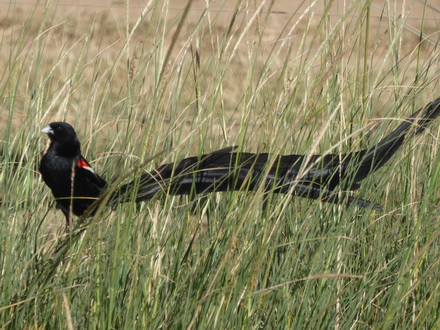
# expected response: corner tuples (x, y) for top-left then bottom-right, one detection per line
(42, 125), (53, 135)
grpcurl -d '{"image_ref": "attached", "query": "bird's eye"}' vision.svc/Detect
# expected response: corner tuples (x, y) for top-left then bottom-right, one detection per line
(56, 126), (63, 131)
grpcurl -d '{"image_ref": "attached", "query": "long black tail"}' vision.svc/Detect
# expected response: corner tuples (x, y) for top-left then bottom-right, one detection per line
(351, 97), (440, 183)
(113, 97), (440, 209)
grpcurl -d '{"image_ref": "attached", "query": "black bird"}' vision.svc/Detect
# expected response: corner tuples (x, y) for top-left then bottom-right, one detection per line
(39, 123), (107, 224)
(40, 97), (440, 225)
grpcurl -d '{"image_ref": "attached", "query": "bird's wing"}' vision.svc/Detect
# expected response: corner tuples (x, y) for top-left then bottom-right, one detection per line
(76, 156), (107, 191)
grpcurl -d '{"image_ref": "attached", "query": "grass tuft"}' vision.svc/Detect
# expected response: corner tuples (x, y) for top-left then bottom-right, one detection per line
(0, 1), (439, 328)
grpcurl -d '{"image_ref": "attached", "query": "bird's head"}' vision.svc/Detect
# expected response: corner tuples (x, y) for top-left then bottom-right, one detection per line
(42, 122), (81, 156)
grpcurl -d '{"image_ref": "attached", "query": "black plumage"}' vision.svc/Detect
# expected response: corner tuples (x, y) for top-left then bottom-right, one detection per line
(39, 122), (107, 224)
(116, 97), (440, 210)
(40, 97), (440, 224)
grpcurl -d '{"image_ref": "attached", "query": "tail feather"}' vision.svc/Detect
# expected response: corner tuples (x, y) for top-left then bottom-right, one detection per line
(112, 97), (440, 210)
(351, 97), (440, 183)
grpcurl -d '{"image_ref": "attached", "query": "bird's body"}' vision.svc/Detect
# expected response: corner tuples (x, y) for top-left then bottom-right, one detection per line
(39, 123), (107, 223)
(40, 97), (440, 224)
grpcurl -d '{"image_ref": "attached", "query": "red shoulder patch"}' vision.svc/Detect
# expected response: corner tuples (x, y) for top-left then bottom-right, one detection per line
(78, 158), (91, 168)
(77, 158), (95, 173)
(78, 158), (95, 173)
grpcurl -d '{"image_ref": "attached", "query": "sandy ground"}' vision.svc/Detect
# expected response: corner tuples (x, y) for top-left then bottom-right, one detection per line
(0, 0), (438, 132)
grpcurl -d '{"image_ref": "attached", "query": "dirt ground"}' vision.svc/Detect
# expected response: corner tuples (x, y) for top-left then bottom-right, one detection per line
(1, 0), (439, 132)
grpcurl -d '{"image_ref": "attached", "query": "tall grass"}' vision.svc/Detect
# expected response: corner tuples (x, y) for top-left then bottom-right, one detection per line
(1, 0), (439, 328)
